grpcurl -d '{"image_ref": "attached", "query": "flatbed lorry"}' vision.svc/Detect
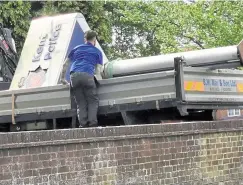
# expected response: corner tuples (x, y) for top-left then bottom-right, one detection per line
(1, 13), (243, 132)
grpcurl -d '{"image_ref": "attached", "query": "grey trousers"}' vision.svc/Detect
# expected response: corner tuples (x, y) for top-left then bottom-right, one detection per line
(70, 72), (99, 127)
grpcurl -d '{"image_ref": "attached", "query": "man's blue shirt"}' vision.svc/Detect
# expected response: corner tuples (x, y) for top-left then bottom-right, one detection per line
(68, 42), (103, 76)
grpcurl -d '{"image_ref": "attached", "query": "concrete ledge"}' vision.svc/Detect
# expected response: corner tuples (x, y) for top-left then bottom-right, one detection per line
(0, 120), (243, 149)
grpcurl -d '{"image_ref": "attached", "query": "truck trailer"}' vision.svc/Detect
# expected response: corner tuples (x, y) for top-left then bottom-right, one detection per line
(1, 13), (243, 132)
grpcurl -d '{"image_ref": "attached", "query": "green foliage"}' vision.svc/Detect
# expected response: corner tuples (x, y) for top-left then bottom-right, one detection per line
(32, 1), (113, 57)
(1, 0), (243, 61)
(106, 0), (243, 59)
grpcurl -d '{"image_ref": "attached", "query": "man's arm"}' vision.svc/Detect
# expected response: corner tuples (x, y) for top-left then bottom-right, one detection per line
(94, 51), (104, 80)
(94, 64), (104, 80)
(60, 57), (70, 84)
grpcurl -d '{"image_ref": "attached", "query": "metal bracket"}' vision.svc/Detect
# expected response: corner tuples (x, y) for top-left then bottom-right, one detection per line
(71, 116), (76, 128)
(135, 97), (142, 104)
(156, 100), (160, 110)
(237, 40), (243, 66)
(37, 108), (44, 115)
(121, 111), (137, 125)
(174, 56), (186, 102)
(177, 106), (188, 116)
(53, 118), (57, 129)
(108, 100), (116, 108)
(11, 93), (16, 124)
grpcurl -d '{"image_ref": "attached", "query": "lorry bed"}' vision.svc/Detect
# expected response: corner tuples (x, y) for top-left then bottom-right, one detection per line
(1, 59), (243, 129)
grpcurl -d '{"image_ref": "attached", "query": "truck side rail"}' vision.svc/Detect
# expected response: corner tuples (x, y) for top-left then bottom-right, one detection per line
(1, 59), (243, 124)
(97, 70), (176, 114)
(0, 85), (71, 124)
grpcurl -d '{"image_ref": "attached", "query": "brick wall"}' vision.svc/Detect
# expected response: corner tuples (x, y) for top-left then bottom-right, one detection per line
(0, 121), (243, 185)
(215, 110), (243, 120)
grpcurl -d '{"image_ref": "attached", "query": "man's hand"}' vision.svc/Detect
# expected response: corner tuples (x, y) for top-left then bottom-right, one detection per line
(60, 58), (70, 85)
(94, 64), (103, 80)
(60, 78), (69, 85)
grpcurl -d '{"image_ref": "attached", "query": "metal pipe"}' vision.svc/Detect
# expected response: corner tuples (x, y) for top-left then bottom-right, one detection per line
(104, 45), (240, 78)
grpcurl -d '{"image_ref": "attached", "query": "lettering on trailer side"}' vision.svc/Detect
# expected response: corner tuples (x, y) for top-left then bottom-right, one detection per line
(203, 79), (236, 87)
(203, 78), (237, 92)
(32, 24), (62, 62)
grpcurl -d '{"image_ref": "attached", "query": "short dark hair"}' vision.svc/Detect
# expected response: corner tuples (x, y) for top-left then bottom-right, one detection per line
(84, 30), (97, 41)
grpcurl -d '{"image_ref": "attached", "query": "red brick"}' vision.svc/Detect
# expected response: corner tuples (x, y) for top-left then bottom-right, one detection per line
(0, 121), (242, 185)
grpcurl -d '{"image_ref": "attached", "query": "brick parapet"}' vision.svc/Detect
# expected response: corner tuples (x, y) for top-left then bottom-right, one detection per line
(0, 120), (243, 185)
(1, 120), (243, 149)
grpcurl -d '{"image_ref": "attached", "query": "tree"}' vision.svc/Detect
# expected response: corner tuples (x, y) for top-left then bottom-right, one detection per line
(0, 1), (113, 57)
(31, 1), (113, 57)
(106, 0), (243, 59)
(1, 0), (243, 61)
(0, 1), (31, 54)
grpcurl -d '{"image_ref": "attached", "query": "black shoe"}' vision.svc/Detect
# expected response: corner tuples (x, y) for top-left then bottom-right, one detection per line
(89, 124), (98, 128)
(78, 124), (89, 128)
(87, 121), (98, 128)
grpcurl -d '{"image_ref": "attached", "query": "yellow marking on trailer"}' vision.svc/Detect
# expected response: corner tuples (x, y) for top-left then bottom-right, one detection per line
(184, 81), (193, 91)
(237, 83), (243, 92)
(184, 81), (204, 91)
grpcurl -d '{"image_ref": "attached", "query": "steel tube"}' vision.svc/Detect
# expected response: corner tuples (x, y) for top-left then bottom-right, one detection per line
(104, 45), (239, 78)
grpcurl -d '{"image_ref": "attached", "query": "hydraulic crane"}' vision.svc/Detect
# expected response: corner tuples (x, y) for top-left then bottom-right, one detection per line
(0, 22), (18, 90)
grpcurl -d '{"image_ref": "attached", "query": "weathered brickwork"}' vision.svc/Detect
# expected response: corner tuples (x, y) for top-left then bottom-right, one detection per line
(0, 120), (243, 185)
(214, 110), (243, 120)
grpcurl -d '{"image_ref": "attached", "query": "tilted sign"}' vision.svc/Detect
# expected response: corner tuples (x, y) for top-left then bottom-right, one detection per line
(10, 13), (108, 90)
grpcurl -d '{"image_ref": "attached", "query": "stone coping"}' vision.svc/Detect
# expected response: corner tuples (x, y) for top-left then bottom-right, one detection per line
(0, 120), (243, 149)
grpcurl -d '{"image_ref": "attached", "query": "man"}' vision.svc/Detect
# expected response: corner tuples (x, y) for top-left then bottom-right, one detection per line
(60, 30), (103, 128)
